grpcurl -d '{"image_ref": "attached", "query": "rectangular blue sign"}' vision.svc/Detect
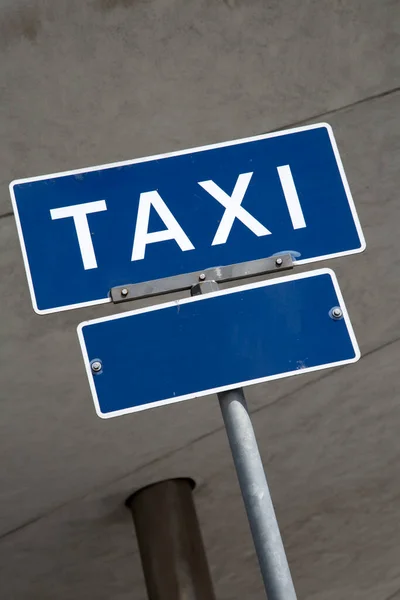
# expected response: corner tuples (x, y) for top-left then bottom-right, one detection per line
(77, 269), (360, 419)
(11, 123), (365, 314)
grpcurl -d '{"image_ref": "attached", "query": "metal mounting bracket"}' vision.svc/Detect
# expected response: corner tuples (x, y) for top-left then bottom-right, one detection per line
(110, 253), (294, 304)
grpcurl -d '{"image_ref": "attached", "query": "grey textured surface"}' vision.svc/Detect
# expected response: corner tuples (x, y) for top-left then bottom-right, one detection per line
(0, 1), (400, 598)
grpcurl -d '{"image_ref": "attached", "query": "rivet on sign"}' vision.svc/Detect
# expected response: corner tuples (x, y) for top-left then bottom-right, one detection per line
(275, 258), (283, 267)
(199, 273), (206, 281)
(121, 288), (129, 297)
(330, 307), (343, 320)
(91, 360), (102, 373)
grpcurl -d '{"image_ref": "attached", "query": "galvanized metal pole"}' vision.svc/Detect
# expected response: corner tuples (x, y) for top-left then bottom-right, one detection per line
(218, 388), (297, 600)
(191, 279), (297, 600)
(126, 478), (216, 600)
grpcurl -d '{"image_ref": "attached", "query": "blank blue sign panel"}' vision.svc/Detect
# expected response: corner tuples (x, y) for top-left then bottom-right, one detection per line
(11, 123), (365, 314)
(78, 269), (360, 419)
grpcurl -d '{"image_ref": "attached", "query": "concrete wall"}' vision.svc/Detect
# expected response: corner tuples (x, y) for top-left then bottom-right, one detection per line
(0, 1), (399, 598)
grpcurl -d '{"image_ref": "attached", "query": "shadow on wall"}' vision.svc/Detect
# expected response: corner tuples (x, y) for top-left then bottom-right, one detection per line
(0, 6), (41, 50)
(0, 0), (140, 52)
(93, 0), (139, 11)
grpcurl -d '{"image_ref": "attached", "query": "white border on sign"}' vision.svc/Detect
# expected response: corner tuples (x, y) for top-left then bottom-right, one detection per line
(77, 268), (361, 419)
(10, 123), (366, 315)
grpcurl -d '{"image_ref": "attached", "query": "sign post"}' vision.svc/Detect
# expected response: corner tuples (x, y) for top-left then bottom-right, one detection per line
(192, 279), (297, 599)
(219, 388), (297, 600)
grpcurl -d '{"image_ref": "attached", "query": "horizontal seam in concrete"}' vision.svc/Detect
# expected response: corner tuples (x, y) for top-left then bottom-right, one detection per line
(0, 85), (399, 222)
(270, 85), (400, 132)
(0, 333), (399, 542)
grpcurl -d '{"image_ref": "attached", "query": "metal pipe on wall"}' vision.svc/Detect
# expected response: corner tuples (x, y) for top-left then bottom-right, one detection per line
(126, 478), (216, 600)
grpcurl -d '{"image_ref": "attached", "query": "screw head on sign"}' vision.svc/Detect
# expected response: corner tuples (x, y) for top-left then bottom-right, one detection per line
(199, 273), (206, 281)
(91, 360), (102, 373)
(275, 258), (283, 267)
(330, 307), (343, 320)
(121, 288), (129, 297)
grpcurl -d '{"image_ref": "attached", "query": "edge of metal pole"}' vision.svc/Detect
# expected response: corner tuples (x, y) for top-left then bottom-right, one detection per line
(218, 389), (297, 600)
(125, 477), (196, 506)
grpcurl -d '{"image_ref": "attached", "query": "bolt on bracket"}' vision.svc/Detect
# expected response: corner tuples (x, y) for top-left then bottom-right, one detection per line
(110, 253), (294, 303)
